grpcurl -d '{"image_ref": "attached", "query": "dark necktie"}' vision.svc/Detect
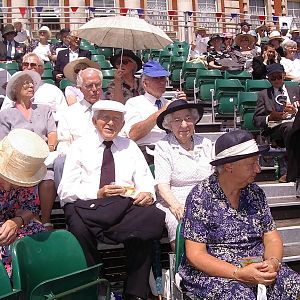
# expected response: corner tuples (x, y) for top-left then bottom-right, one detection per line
(155, 99), (162, 109)
(99, 141), (115, 188)
(7, 42), (12, 59)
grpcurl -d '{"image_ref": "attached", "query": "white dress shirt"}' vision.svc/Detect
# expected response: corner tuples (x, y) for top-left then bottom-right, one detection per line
(123, 92), (168, 145)
(0, 82), (67, 122)
(280, 57), (300, 79)
(58, 131), (155, 206)
(56, 99), (94, 154)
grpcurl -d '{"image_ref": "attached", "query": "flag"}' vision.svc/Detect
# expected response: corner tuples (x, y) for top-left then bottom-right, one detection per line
(35, 6), (43, 13)
(71, 7), (78, 13)
(19, 7), (26, 17)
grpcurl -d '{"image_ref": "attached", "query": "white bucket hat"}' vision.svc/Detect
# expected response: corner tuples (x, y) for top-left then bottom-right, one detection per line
(6, 70), (41, 101)
(0, 129), (49, 187)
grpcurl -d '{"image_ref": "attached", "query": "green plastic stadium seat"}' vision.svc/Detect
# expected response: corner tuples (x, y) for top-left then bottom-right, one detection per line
(11, 230), (110, 300)
(245, 79), (271, 92)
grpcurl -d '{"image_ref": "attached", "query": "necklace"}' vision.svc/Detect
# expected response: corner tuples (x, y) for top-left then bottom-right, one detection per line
(181, 139), (194, 151)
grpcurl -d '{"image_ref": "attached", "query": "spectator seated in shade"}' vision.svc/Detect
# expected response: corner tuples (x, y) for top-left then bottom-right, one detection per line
(239, 21), (251, 34)
(57, 100), (165, 300)
(53, 32), (91, 84)
(280, 39), (300, 81)
(255, 24), (268, 47)
(63, 57), (100, 106)
(106, 49), (143, 104)
(123, 60), (186, 162)
(252, 43), (281, 79)
(179, 129), (300, 299)
(27, 26), (54, 63)
(0, 70), (57, 230)
(223, 32), (235, 52)
(0, 128), (49, 277)
(0, 52), (67, 123)
(154, 100), (214, 251)
(0, 24), (26, 63)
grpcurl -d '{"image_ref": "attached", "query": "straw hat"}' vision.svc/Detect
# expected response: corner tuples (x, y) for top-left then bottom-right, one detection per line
(2, 24), (16, 37)
(13, 18), (22, 25)
(255, 24), (267, 33)
(290, 26), (300, 34)
(0, 129), (49, 187)
(210, 130), (269, 166)
(234, 33), (255, 46)
(268, 31), (284, 42)
(6, 70), (41, 101)
(63, 57), (100, 83)
(38, 26), (52, 38)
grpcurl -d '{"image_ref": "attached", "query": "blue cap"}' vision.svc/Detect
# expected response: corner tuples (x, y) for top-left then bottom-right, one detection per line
(142, 60), (170, 77)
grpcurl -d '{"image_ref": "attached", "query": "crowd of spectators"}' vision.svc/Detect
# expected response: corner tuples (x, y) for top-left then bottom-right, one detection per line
(0, 19), (300, 300)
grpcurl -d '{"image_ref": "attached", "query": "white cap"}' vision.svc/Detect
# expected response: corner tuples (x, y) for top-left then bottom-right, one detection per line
(92, 100), (126, 114)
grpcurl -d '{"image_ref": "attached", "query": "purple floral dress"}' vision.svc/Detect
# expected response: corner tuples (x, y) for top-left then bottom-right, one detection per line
(0, 186), (44, 277)
(179, 173), (300, 299)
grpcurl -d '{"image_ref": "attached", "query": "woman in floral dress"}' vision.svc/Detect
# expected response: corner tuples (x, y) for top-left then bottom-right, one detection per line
(0, 128), (49, 276)
(179, 130), (300, 299)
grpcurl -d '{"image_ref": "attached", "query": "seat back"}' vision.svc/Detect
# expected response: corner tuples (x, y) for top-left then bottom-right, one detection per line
(0, 261), (21, 300)
(284, 80), (299, 87)
(11, 230), (88, 295)
(101, 69), (116, 79)
(224, 70), (252, 85)
(245, 79), (271, 92)
(59, 79), (73, 91)
(237, 91), (258, 113)
(175, 222), (184, 273)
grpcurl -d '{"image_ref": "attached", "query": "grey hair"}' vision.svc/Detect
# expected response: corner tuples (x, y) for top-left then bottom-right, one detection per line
(10, 74), (32, 101)
(77, 68), (103, 87)
(22, 52), (44, 67)
(216, 165), (224, 174)
(282, 39), (297, 51)
(162, 108), (200, 130)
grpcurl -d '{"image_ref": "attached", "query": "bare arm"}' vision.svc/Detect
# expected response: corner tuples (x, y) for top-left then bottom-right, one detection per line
(263, 229), (283, 268)
(158, 183), (184, 220)
(129, 105), (167, 141)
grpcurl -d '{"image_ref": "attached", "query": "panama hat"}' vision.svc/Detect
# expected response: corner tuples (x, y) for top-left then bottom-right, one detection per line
(268, 31), (284, 42)
(234, 33), (255, 46)
(6, 70), (41, 101)
(0, 129), (49, 187)
(38, 26), (52, 38)
(210, 130), (269, 166)
(255, 24), (267, 32)
(156, 99), (204, 131)
(63, 57), (100, 83)
(110, 49), (142, 71)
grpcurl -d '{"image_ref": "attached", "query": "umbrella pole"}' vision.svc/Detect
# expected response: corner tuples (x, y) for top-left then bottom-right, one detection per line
(120, 47), (124, 69)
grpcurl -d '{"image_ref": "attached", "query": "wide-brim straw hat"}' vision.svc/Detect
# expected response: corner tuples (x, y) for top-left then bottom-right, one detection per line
(210, 130), (269, 166)
(157, 99), (204, 131)
(6, 70), (41, 101)
(38, 26), (52, 38)
(255, 24), (267, 32)
(63, 57), (100, 83)
(268, 31), (284, 42)
(0, 128), (49, 187)
(234, 33), (255, 46)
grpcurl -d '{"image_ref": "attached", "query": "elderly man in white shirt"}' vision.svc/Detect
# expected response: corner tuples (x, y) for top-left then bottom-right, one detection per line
(0, 52), (67, 122)
(53, 67), (103, 188)
(124, 60), (186, 162)
(58, 100), (165, 300)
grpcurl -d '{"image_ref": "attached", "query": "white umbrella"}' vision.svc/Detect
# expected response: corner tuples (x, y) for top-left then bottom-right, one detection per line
(73, 16), (172, 50)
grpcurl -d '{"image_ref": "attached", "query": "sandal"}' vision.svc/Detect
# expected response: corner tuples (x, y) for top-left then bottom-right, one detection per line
(43, 223), (54, 231)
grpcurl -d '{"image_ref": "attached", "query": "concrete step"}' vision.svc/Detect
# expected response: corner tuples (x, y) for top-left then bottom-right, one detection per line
(283, 243), (300, 263)
(195, 123), (222, 133)
(268, 196), (300, 208)
(258, 182), (296, 198)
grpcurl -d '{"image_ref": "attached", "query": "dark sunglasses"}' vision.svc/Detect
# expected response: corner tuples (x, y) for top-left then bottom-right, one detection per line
(269, 75), (283, 81)
(116, 59), (131, 65)
(22, 62), (41, 68)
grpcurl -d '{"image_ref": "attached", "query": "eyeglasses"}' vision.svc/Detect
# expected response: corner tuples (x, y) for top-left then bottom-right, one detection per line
(171, 116), (194, 125)
(83, 82), (102, 90)
(22, 62), (42, 68)
(269, 75), (283, 81)
(116, 59), (132, 65)
(22, 80), (34, 89)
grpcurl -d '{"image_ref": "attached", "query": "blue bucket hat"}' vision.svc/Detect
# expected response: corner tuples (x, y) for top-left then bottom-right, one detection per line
(142, 60), (170, 77)
(210, 130), (269, 166)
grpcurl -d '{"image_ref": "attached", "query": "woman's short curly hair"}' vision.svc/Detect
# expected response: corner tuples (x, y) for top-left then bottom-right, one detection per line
(10, 74), (32, 102)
